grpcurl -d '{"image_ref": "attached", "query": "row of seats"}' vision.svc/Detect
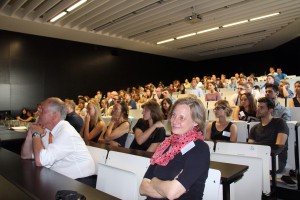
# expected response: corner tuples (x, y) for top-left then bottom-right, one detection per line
(206, 140), (270, 199)
(213, 121), (298, 171)
(205, 121), (300, 199)
(86, 146), (222, 200)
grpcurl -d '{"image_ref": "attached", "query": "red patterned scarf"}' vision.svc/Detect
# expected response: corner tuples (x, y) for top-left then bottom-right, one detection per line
(150, 128), (204, 166)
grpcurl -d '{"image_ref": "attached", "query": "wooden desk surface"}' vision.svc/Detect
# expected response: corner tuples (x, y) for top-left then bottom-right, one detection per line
(0, 148), (119, 200)
(0, 175), (33, 200)
(210, 161), (248, 184)
(0, 126), (26, 142)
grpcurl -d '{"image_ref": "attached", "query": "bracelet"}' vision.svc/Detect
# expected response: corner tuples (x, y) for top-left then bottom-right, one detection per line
(32, 132), (41, 138)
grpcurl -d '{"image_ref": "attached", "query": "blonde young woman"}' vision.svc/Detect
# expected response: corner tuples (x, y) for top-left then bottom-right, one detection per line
(205, 100), (237, 142)
(80, 99), (106, 143)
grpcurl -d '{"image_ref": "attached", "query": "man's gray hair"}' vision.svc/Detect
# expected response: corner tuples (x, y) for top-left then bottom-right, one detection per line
(47, 97), (67, 120)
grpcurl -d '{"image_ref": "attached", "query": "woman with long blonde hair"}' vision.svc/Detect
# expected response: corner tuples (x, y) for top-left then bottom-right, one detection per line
(80, 99), (106, 143)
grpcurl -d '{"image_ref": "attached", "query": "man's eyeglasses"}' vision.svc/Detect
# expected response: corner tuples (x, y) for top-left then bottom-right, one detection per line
(213, 106), (225, 111)
(237, 88), (245, 90)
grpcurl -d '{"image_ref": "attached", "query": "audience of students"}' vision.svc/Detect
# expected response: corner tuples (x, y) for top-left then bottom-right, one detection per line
(18, 69), (299, 190)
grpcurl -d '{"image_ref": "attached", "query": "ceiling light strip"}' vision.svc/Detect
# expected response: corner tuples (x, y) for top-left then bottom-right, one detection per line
(50, 12), (67, 22)
(67, 0), (87, 12)
(156, 12), (280, 45)
(50, 0), (87, 22)
(249, 12), (280, 21)
(157, 38), (175, 44)
(222, 20), (248, 28)
(176, 33), (196, 39)
(197, 27), (219, 34)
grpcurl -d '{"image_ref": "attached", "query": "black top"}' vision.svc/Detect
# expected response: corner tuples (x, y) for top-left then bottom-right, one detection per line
(293, 97), (300, 107)
(238, 106), (258, 122)
(210, 121), (233, 141)
(88, 124), (102, 143)
(66, 111), (83, 133)
(130, 118), (166, 151)
(144, 140), (210, 200)
(105, 121), (129, 147)
(249, 118), (289, 172)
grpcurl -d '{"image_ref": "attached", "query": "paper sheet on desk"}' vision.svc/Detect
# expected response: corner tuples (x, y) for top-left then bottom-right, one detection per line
(11, 126), (27, 131)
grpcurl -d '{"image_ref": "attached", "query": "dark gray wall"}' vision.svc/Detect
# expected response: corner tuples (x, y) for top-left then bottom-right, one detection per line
(0, 30), (195, 116)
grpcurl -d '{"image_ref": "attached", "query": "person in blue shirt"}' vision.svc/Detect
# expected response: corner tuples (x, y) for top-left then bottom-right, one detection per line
(275, 67), (287, 80)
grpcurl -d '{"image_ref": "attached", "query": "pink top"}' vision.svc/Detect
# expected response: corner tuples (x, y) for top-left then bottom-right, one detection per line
(205, 92), (221, 101)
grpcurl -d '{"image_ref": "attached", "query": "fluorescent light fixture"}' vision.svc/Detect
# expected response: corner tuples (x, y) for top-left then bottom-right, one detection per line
(176, 33), (196, 39)
(197, 27), (219, 34)
(156, 12), (280, 44)
(67, 0), (87, 12)
(249, 12), (280, 21)
(222, 20), (248, 28)
(50, 11), (67, 22)
(157, 38), (175, 44)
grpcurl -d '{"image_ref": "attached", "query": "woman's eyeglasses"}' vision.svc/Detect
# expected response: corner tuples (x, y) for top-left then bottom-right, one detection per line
(213, 106), (225, 111)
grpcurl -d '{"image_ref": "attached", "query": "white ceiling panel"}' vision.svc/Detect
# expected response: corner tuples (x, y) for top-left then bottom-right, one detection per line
(0, 0), (299, 61)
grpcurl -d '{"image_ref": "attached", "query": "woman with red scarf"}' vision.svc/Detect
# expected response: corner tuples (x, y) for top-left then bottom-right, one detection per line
(140, 96), (210, 200)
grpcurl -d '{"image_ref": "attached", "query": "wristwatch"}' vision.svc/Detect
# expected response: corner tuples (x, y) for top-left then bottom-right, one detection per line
(32, 132), (41, 138)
